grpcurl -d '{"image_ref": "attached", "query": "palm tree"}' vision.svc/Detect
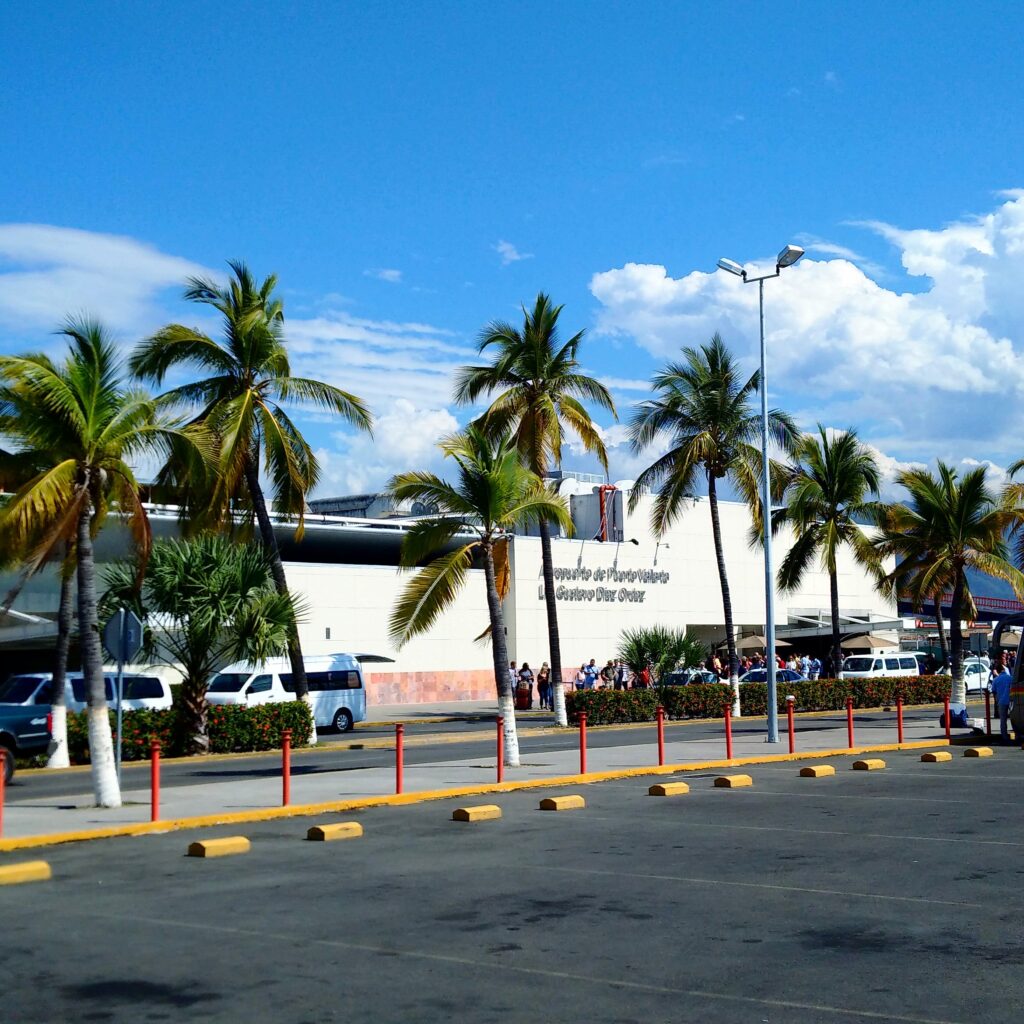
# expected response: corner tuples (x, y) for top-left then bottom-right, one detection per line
(453, 294), (615, 726)
(617, 625), (707, 684)
(0, 319), (201, 806)
(874, 463), (1024, 705)
(130, 261), (373, 701)
(773, 426), (884, 679)
(0, 437), (76, 768)
(387, 426), (571, 766)
(628, 333), (797, 712)
(877, 545), (951, 671)
(103, 536), (298, 753)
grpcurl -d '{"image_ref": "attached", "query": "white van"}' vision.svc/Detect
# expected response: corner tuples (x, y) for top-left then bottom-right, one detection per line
(842, 653), (922, 679)
(206, 653), (366, 732)
(0, 671), (173, 712)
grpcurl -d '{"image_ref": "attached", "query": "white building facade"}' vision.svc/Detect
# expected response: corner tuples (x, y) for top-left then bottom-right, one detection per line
(0, 484), (898, 704)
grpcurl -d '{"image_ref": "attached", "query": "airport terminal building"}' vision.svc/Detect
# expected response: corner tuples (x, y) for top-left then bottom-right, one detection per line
(0, 476), (901, 704)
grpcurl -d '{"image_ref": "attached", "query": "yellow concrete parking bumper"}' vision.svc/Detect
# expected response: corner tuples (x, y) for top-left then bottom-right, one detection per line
(186, 836), (251, 858)
(852, 759), (886, 771)
(799, 765), (836, 778)
(306, 822), (363, 841)
(0, 860), (51, 885)
(648, 782), (690, 797)
(964, 747), (994, 758)
(714, 775), (753, 788)
(452, 805), (503, 823)
(539, 795), (585, 811)
(921, 751), (953, 763)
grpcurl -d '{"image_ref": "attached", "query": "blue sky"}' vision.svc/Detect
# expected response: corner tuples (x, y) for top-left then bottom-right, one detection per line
(3, 2), (1024, 496)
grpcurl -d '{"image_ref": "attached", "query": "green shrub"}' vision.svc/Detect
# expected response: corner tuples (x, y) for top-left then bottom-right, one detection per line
(565, 675), (951, 725)
(66, 701), (314, 764)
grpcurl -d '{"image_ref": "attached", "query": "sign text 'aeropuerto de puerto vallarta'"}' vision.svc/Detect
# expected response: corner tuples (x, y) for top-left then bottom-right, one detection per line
(547, 565), (671, 603)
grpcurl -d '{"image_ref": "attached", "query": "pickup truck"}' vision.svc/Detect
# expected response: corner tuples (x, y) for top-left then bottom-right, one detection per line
(0, 705), (51, 782)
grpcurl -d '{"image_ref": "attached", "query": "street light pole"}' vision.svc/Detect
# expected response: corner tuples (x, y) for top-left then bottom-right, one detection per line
(717, 244), (804, 744)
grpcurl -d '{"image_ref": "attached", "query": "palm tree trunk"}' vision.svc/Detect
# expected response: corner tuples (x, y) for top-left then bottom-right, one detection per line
(949, 570), (966, 706)
(47, 560), (73, 769)
(933, 595), (949, 670)
(538, 518), (567, 726)
(77, 492), (120, 807)
(243, 457), (311, 710)
(483, 540), (519, 767)
(181, 668), (210, 755)
(830, 569), (844, 682)
(707, 476), (740, 715)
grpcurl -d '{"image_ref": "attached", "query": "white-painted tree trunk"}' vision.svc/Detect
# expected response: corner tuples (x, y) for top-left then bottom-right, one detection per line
(553, 674), (568, 728)
(730, 674), (741, 717)
(47, 704), (70, 769)
(301, 692), (318, 746)
(498, 691), (520, 767)
(87, 705), (121, 808)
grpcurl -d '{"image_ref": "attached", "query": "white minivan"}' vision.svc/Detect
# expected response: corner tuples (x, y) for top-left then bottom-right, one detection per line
(0, 671), (173, 712)
(206, 653), (366, 732)
(842, 653), (922, 679)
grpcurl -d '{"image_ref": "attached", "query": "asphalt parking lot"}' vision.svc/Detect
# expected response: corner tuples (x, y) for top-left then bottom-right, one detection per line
(4, 745), (1023, 1024)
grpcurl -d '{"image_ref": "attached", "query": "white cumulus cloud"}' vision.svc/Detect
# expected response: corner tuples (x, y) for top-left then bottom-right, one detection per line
(494, 240), (533, 265)
(589, 193), (1024, 464)
(316, 399), (459, 496)
(363, 268), (403, 283)
(0, 224), (212, 335)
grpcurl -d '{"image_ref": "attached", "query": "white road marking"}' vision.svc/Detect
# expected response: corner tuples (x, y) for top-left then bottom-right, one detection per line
(543, 864), (984, 908)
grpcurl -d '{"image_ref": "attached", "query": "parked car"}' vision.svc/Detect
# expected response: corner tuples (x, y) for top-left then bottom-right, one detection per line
(659, 669), (721, 686)
(738, 669), (803, 684)
(0, 671), (172, 712)
(938, 656), (991, 692)
(206, 653), (367, 732)
(842, 654), (921, 680)
(0, 704), (52, 782)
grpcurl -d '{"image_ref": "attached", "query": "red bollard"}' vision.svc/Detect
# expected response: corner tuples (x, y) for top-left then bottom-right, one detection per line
(496, 715), (504, 783)
(896, 697), (904, 745)
(282, 728), (292, 806)
(944, 697), (951, 742)
(656, 705), (665, 766)
(579, 712), (588, 774)
(786, 696), (796, 754)
(396, 723), (404, 794)
(985, 689), (992, 739)
(846, 697), (855, 749)
(724, 704), (733, 760)
(150, 740), (161, 823)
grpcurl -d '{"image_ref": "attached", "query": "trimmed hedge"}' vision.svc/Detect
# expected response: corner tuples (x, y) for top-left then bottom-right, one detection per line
(66, 701), (315, 764)
(565, 675), (951, 726)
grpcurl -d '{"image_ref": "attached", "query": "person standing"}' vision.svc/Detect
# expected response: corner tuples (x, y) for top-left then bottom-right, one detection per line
(509, 661), (518, 691)
(518, 662), (535, 709)
(800, 653), (811, 679)
(810, 656), (822, 681)
(537, 662), (551, 710)
(614, 659), (628, 690)
(575, 664), (586, 690)
(583, 658), (599, 689)
(600, 659), (615, 689)
(991, 658), (1013, 744)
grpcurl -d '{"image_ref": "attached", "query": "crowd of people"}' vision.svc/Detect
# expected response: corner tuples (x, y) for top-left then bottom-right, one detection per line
(508, 648), (999, 710)
(507, 659), (637, 710)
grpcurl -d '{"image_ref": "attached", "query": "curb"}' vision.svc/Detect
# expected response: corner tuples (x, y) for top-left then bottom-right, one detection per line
(0, 738), (943, 853)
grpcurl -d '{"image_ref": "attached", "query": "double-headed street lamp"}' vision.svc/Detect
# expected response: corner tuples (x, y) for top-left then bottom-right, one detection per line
(716, 243), (804, 744)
